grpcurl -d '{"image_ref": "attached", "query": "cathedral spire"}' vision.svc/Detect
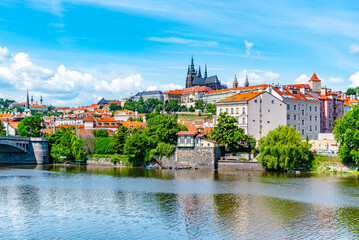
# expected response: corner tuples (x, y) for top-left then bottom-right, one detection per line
(244, 75), (249, 87)
(233, 74), (238, 88)
(25, 89), (30, 110)
(198, 65), (202, 78)
(204, 64), (207, 78)
(190, 55), (195, 73)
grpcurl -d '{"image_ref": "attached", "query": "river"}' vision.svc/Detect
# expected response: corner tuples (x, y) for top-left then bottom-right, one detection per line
(0, 165), (359, 239)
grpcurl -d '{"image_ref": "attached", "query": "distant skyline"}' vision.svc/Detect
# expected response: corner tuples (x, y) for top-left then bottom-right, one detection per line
(1, 0), (359, 106)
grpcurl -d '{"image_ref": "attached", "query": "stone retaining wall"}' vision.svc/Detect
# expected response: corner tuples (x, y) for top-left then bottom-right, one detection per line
(217, 160), (265, 171)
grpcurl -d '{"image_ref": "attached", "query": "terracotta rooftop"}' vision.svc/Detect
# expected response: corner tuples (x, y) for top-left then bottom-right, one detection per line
(176, 131), (199, 136)
(309, 73), (321, 82)
(163, 89), (183, 95)
(217, 91), (264, 103)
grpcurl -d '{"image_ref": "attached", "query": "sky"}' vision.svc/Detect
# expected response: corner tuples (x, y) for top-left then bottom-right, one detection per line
(1, 0), (359, 106)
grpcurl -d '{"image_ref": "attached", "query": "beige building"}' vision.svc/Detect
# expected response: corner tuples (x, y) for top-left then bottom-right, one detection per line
(181, 86), (212, 108)
(216, 91), (286, 140)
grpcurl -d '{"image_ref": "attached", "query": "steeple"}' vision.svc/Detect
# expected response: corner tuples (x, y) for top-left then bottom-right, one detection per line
(25, 89), (30, 110)
(233, 74), (238, 88)
(198, 65), (202, 78)
(204, 64), (207, 78)
(187, 65), (190, 74)
(190, 55), (195, 73)
(244, 75), (249, 87)
(40, 95), (43, 105)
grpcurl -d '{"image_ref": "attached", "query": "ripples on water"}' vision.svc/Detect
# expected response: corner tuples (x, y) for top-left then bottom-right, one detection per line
(0, 166), (359, 239)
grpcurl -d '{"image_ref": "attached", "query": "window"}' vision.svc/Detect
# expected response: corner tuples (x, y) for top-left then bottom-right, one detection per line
(309, 116), (312, 121)
(220, 108), (222, 113)
(268, 109), (270, 112)
(271, 100), (274, 104)
(242, 118), (245, 124)
(302, 129), (304, 135)
(302, 120), (304, 126)
(315, 126), (317, 131)
(315, 116), (317, 121)
(287, 104), (290, 110)
(310, 106), (312, 111)
(310, 126), (312, 131)
(302, 110), (304, 115)
(236, 108), (239, 114)
(287, 114), (290, 120)
(255, 100), (257, 103)
(253, 120), (255, 122)
(242, 107), (246, 114)
(231, 108), (234, 114)
(294, 125), (296, 131)
(267, 121), (270, 123)
(226, 108), (228, 113)
(294, 105), (296, 111)
(294, 115), (296, 120)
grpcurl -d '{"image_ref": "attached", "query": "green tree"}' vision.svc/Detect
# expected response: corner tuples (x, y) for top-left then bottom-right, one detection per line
(48, 127), (76, 162)
(210, 113), (256, 152)
(333, 104), (359, 164)
(109, 103), (121, 111)
(18, 115), (43, 137)
(178, 105), (187, 112)
(0, 121), (5, 135)
(189, 105), (195, 112)
(71, 135), (87, 160)
(94, 137), (116, 154)
(195, 100), (206, 111)
(92, 129), (109, 138)
(206, 103), (217, 114)
(112, 126), (129, 153)
(164, 100), (180, 112)
(155, 104), (162, 114)
(124, 131), (156, 166)
(47, 105), (55, 111)
(346, 87), (359, 96)
(257, 126), (313, 170)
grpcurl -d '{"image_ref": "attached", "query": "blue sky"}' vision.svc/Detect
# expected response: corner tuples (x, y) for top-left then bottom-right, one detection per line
(1, 0), (359, 106)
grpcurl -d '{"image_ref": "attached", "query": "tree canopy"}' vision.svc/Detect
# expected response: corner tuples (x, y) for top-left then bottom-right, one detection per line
(257, 125), (313, 170)
(123, 98), (162, 113)
(333, 104), (359, 164)
(194, 100), (205, 111)
(206, 103), (216, 114)
(18, 115), (43, 137)
(346, 87), (359, 96)
(210, 112), (256, 153)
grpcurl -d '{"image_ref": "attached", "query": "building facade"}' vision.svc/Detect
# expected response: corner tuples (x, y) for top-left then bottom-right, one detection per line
(216, 91), (286, 140)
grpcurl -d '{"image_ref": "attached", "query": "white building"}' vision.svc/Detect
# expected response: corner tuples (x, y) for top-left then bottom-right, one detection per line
(270, 84), (321, 140)
(216, 91), (286, 140)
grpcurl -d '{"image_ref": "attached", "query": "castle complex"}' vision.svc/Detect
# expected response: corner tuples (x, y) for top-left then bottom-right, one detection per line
(185, 57), (226, 90)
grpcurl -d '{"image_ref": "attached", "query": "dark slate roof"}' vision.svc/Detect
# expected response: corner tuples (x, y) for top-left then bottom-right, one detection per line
(98, 98), (111, 105)
(192, 75), (219, 86)
(135, 90), (163, 96)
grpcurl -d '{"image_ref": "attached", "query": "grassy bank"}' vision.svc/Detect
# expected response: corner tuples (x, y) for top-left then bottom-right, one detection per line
(311, 154), (359, 173)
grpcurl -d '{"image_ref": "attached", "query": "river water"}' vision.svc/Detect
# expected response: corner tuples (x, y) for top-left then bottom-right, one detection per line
(1, 165), (359, 239)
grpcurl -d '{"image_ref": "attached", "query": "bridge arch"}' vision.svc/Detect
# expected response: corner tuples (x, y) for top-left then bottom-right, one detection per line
(0, 140), (28, 153)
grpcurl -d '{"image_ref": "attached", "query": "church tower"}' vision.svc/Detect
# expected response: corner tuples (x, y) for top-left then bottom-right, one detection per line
(24, 89), (31, 116)
(309, 73), (321, 92)
(232, 75), (238, 88)
(244, 75), (249, 87)
(185, 56), (198, 88)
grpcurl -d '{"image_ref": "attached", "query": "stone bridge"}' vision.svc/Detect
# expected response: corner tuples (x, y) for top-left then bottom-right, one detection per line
(0, 136), (49, 164)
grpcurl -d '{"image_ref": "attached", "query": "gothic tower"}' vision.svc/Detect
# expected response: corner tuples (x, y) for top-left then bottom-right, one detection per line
(233, 75), (238, 88)
(185, 56), (198, 88)
(309, 73), (321, 92)
(244, 75), (249, 87)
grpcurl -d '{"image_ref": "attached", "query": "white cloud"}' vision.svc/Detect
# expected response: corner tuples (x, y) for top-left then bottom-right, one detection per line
(294, 74), (309, 83)
(234, 69), (279, 86)
(328, 77), (344, 83)
(147, 37), (218, 46)
(147, 83), (182, 91)
(350, 44), (359, 54)
(0, 45), (145, 106)
(349, 71), (359, 87)
(244, 40), (253, 56)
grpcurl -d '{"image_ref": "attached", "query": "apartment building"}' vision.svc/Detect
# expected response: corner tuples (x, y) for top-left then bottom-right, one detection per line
(216, 91), (286, 140)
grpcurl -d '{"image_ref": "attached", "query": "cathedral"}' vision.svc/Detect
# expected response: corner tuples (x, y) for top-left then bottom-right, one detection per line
(185, 57), (226, 90)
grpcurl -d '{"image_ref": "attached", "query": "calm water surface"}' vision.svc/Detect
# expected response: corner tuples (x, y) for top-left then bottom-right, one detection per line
(1, 165), (359, 239)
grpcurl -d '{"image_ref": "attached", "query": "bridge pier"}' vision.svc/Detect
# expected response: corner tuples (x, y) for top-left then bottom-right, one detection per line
(0, 136), (49, 164)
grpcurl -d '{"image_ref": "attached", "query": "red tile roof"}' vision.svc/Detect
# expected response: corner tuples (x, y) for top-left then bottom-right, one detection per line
(217, 91), (264, 103)
(309, 73), (321, 82)
(176, 131), (199, 136)
(163, 89), (183, 95)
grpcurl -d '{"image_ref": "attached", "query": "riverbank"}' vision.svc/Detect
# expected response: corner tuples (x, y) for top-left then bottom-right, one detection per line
(311, 154), (359, 173)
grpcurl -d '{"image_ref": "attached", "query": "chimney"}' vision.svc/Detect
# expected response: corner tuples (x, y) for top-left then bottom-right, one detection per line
(321, 87), (327, 95)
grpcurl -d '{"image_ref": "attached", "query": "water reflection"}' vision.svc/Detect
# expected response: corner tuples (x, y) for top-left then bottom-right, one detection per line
(0, 165), (359, 239)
